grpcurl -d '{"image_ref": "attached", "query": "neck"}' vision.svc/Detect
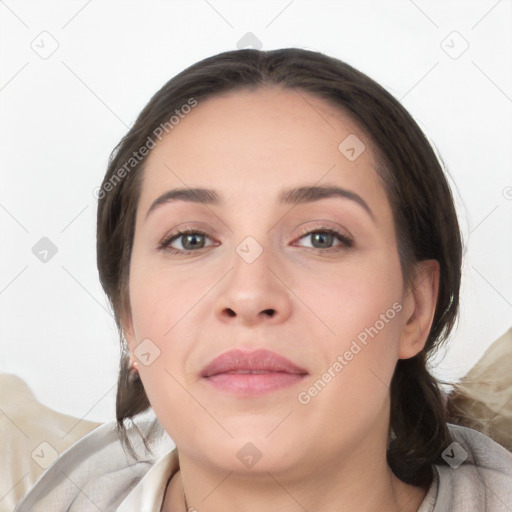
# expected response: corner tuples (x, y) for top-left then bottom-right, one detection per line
(163, 427), (429, 512)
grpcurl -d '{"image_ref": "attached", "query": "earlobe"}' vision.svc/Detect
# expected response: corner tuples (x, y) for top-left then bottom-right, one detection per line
(398, 259), (440, 360)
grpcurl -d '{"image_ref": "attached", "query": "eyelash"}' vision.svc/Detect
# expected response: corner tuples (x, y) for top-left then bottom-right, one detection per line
(158, 226), (354, 255)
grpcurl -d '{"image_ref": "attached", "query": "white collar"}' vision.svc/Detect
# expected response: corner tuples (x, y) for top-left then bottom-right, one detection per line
(116, 447), (180, 512)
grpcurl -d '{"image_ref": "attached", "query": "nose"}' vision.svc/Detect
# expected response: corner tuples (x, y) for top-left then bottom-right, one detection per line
(213, 240), (293, 327)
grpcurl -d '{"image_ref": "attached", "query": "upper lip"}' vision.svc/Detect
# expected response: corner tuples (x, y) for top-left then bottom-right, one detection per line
(200, 348), (308, 377)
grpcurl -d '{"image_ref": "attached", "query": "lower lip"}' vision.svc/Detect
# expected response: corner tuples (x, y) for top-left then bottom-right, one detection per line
(203, 372), (307, 397)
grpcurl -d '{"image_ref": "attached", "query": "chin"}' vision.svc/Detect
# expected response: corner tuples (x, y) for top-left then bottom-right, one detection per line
(197, 431), (305, 474)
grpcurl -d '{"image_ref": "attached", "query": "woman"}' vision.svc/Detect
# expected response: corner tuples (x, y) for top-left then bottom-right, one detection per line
(14, 48), (512, 512)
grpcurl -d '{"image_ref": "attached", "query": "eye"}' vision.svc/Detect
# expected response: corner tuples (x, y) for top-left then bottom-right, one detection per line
(295, 227), (354, 252)
(158, 228), (214, 254)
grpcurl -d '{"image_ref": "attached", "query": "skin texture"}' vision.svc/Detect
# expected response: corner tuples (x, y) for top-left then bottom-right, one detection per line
(124, 87), (440, 512)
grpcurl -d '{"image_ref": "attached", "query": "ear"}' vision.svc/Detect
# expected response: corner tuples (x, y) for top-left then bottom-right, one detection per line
(398, 259), (440, 360)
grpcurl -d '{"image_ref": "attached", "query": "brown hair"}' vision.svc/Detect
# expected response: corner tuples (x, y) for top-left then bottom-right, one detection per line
(96, 48), (463, 487)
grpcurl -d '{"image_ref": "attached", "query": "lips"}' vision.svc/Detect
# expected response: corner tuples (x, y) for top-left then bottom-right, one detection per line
(200, 348), (308, 397)
(200, 348), (308, 378)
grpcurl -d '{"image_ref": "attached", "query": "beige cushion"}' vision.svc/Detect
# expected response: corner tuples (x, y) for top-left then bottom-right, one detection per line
(0, 373), (100, 512)
(446, 327), (512, 452)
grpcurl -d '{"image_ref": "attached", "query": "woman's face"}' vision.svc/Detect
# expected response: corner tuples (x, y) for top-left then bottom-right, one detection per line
(124, 87), (431, 476)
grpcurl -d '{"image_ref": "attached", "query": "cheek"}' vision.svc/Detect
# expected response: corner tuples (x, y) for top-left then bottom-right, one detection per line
(128, 256), (207, 340)
(126, 253), (220, 410)
(295, 280), (403, 443)
(301, 253), (404, 349)
(296, 253), (404, 404)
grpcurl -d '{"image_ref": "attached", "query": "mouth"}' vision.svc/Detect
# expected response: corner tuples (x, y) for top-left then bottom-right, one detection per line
(200, 348), (309, 397)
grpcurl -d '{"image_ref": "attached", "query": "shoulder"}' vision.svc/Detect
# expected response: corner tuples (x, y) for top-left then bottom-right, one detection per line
(13, 410), (175, 512)
(433, 423), (512, 511)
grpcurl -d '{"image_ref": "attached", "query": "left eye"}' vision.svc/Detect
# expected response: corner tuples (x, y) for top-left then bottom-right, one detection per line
(158, 227), (353, 254)
(296, 228), (354, 251)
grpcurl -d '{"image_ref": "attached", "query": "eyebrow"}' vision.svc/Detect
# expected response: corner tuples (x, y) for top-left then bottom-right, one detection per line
(145, 185), (375, 222)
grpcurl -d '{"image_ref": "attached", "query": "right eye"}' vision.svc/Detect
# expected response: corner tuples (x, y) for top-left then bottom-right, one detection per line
(158, 229), (215, 254)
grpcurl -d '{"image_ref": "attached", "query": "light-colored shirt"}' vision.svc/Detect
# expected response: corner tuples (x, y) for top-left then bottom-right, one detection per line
(13, 409), (512, 511)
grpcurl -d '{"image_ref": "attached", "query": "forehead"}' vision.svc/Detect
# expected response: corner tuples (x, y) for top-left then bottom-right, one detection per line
(138, 87), (386, 214)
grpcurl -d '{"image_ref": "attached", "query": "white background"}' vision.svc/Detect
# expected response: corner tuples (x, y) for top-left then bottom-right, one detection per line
(1, 0), (511, 423)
